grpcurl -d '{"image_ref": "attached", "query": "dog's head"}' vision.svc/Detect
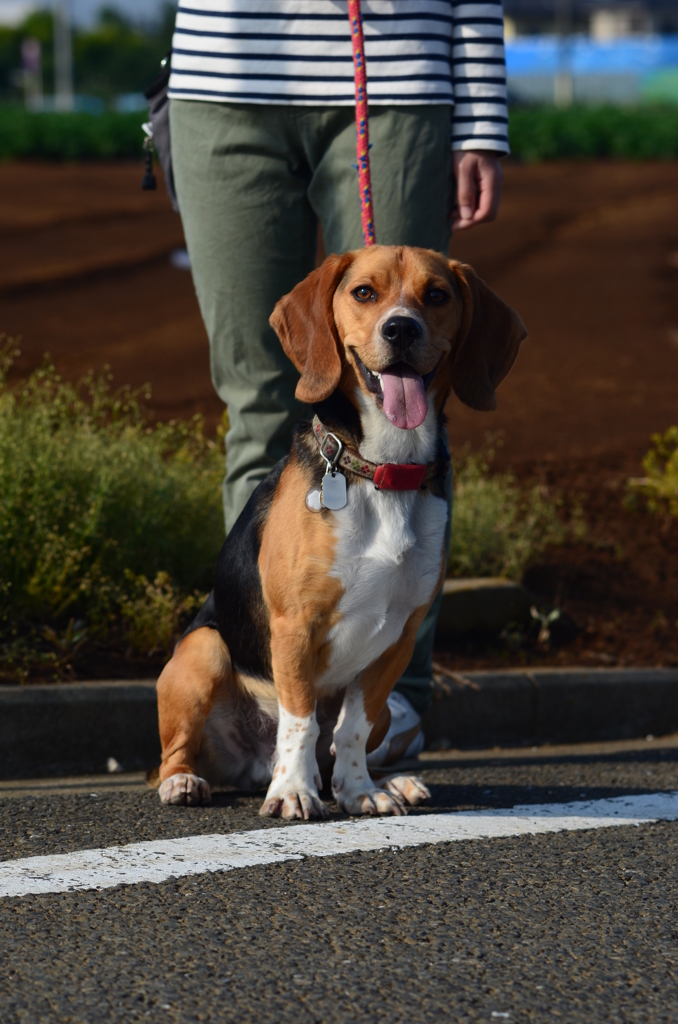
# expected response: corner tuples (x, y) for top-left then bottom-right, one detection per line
(270, 245), (527, 430)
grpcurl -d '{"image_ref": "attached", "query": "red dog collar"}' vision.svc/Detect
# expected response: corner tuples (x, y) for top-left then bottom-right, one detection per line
(312, 416), (448, 491)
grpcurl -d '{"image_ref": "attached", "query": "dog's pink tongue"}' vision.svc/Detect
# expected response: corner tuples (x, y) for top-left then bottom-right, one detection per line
(380, 365), (428, 430)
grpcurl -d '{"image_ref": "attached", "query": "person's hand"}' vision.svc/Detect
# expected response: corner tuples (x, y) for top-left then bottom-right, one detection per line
(451, 150), (503, 231)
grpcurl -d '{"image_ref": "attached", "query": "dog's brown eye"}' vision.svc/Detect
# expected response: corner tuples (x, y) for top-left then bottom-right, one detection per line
(353, 285), (375, 303)
(426, 288), (449, 305)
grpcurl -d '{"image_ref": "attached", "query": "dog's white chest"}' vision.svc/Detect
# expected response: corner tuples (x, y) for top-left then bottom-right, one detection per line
(318, 483), (447, 690)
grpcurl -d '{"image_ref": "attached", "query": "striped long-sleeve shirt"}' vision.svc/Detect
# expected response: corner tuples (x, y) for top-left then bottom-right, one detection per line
(168, 0), (509, 153)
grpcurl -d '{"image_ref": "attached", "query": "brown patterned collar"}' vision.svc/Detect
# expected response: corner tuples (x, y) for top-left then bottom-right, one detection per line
(312, 415), (449, 491)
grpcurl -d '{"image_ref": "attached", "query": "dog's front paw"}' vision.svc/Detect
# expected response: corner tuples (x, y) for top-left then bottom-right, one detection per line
(159, 772), (211, 806)
(375, 774), (431, 806)
(259, 786), (329, 821)
(333, 778), (407, 817)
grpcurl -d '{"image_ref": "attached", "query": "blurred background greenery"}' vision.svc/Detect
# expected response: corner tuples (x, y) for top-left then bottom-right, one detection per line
(0, 103), (677, 161)
(0, 1), (676, 160)
(0, 5), (172, 106)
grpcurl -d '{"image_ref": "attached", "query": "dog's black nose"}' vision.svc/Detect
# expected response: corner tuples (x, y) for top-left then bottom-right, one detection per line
(381, 316), (422, 349)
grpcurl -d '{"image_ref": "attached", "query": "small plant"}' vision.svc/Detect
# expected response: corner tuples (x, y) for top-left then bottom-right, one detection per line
(530, 605), (561, 647)
(627, 426), (678, 517)
(0, 340), (224, 679)
(449, 448), (572, 580)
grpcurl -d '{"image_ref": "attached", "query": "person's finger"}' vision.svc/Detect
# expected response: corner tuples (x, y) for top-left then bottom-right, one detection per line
(454, 154), (478, 225)
(468, 161), (503, 226)
(451, 213), (474, 231)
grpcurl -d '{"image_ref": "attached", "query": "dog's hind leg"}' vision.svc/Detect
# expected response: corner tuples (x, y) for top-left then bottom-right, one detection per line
(156, 627), (231, 806)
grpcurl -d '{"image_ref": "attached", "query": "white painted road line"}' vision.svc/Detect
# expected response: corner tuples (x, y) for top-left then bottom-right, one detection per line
(2, 792), (677, 900)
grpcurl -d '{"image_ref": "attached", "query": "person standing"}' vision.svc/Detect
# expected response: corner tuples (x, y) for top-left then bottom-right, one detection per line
(167, 0), (509, 763)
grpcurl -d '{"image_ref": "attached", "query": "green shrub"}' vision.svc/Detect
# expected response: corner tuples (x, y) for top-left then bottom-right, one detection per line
(2, 103), (677, 163)
(627, 426), (678, 517)
(509, 104), (678, 161)
(449, 450), (570, 580)
(0, 342), (224, 677)
(0, 106), (144, 160)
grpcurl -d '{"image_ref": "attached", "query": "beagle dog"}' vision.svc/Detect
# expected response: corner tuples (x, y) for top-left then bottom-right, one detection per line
(156, 245), (526, 819)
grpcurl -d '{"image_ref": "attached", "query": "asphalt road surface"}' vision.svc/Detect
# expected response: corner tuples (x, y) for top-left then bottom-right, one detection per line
(1, 738), (678, 1023)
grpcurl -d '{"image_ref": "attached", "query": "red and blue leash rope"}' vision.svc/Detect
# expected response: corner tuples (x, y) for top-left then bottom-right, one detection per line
(348, 0), (376, 247)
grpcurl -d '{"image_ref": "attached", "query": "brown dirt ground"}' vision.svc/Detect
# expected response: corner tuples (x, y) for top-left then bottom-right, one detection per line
(2, 158), (678, 674)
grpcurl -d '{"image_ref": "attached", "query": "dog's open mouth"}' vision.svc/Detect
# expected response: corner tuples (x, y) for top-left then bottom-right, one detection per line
(353, 351), (437, 431)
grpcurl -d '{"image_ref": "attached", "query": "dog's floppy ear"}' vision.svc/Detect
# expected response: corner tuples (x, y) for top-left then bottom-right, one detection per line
(270, 252), (354, 404)
(448, 261), (527, 411)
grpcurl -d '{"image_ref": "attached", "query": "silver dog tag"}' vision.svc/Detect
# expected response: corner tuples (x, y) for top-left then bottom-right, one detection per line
(305, 488), (323, 513)
(321, 471), (347, 510)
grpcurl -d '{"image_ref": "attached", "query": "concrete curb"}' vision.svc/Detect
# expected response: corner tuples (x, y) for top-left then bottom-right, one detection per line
(1, 668), (677, 779)
(0, 681), (159, 780)
(423, 667), (678, 749)
(436, 577), (532, 637)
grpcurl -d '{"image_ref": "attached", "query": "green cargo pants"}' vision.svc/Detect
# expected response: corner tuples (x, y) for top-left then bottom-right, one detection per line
(170, 99), (453, 715)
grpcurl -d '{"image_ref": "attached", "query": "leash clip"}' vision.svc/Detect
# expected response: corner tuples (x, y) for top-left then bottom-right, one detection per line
(319, 431), (343, 474)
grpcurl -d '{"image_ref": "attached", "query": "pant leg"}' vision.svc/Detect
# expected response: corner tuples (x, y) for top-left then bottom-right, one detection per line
(302, 104), (453, 253)
(303, 105), (455, 715)
(169, 99), (315, 532)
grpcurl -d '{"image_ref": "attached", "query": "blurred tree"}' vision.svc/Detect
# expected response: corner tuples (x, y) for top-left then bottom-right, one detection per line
(0, 4), (174, 104)
(0, 11), (55, 98)
(73, 6), (173, 101)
